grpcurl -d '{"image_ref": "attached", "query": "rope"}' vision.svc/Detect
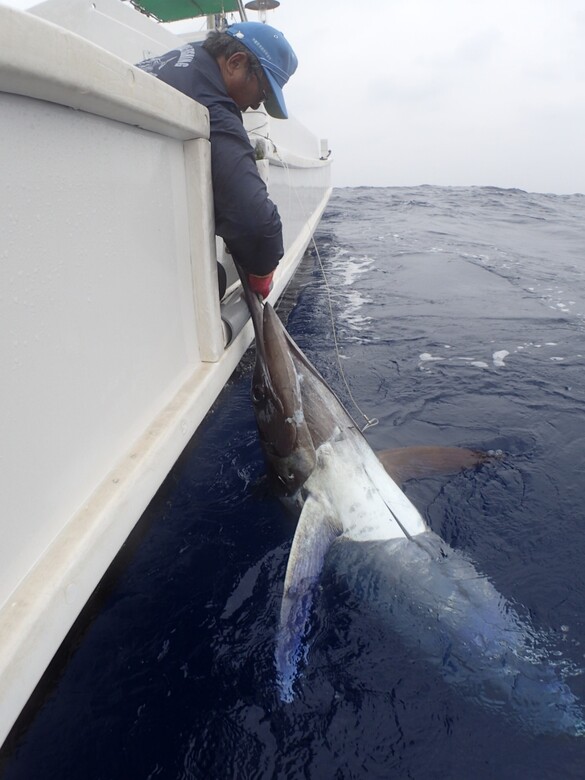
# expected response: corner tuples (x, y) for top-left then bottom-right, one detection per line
(268, 142), (379, 432)
(310, 236), (379, 432)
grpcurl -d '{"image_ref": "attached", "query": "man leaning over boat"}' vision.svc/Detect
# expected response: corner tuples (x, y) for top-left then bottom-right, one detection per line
(136, 22), (298, 300)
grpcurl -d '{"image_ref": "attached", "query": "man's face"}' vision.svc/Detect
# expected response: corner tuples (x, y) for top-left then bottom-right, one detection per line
(222, 52), (270, 112)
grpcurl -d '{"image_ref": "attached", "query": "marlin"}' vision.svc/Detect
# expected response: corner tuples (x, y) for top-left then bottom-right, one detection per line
(239, 275), (584, 736)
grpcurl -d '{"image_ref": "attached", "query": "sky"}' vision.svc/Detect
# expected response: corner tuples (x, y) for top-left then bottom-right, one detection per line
(5, 0), (585, 194)
(264, 0), (585, 194)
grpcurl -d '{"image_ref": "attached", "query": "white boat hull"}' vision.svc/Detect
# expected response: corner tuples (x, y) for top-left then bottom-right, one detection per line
(0, 0), (331, 745)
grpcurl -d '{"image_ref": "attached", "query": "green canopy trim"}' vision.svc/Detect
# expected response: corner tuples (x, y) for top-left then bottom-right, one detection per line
(130, 0), (243, 23)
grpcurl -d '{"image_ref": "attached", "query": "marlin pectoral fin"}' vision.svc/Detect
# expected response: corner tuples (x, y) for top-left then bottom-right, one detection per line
(377, 446), (491, 486)
(275, 495), (340, 702)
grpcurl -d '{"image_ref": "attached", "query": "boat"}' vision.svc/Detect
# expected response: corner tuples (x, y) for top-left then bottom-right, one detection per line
(0, 0), (331, 746)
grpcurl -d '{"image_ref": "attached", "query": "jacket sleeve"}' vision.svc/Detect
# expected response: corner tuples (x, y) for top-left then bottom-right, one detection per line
(208, 106), (284, 276)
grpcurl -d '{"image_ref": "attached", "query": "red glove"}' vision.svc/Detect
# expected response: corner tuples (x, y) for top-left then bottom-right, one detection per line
(248, 271), (274, 300)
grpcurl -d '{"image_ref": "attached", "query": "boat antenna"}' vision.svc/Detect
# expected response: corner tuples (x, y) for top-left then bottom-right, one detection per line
(236, 0), (249, 20)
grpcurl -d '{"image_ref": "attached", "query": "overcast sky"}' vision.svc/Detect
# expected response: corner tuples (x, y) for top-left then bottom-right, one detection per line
(267, 0), (585, 194)
(5, 0), (585, 194)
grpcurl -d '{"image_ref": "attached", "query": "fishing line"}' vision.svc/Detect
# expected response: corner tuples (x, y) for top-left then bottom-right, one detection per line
(267, 141), (379, 433)
(309, 238), (379, 432)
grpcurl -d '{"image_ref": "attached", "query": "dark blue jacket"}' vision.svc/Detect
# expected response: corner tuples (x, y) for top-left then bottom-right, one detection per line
(136, 43), (283, 276)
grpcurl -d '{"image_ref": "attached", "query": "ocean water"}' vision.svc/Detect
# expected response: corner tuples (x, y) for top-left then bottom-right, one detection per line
(2, 185), (585, 778)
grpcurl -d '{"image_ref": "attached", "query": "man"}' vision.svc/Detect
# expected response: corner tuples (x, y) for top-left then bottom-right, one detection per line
(136, 22), (298, 299)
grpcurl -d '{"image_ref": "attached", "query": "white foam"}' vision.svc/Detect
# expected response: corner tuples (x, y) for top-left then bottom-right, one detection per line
(493, 350), (509, 368)
(330, 252), (373, 287)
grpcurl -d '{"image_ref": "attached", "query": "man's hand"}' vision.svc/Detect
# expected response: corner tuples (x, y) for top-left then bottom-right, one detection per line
(248, 271), (274, 300)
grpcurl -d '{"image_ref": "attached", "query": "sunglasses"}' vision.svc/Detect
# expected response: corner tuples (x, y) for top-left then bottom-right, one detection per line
(256, 73), (270, 103)
(249, 59), (270, 104)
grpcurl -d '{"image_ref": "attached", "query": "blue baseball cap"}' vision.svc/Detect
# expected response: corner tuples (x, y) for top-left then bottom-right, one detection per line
(226, 21), (298, 119)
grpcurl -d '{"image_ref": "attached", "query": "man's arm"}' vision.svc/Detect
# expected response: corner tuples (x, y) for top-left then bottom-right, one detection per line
(209, 113), (284, 277)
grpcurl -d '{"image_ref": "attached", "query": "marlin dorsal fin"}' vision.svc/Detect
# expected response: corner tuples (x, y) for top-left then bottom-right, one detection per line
(275, 495), (340, 702)
(377, 446), (490, 486)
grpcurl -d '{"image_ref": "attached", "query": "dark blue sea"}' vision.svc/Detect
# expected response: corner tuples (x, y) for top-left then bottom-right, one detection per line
(2, 186), (585, 779)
